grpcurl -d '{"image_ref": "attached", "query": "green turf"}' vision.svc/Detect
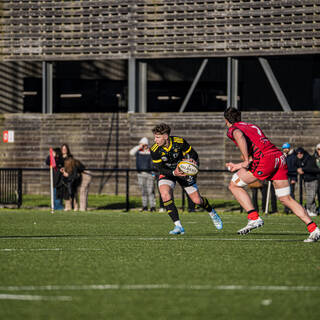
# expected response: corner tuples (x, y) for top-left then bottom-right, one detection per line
(0, 209), (319, 320)
(21, 194), (242, 212)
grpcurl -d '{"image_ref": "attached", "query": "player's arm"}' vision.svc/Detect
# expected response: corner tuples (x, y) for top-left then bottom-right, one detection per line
(152, 161), (176, 177)
(226, 129), (250, 172)
(150, 149), (176, 177)
(181, 139), (199, 166)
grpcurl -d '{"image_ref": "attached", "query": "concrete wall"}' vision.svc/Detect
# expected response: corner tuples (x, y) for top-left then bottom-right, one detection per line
(0, 112), (319, 198)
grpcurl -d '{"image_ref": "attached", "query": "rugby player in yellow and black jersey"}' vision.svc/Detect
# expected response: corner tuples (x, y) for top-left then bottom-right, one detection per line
(151, 123), (223, 235)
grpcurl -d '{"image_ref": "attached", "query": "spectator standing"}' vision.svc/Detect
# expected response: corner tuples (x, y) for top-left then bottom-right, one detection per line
(76, 159), (92, 211)
(282, 143), (298, 213)
(129, 137), (156, 212)
(60, 143), (91, 211)
(61, 143), (73, 161)
(45, 148), (64, 210)
(61, 157), (82, 211)
(314, 143), (320, 214)
(296, 147), (320, 217)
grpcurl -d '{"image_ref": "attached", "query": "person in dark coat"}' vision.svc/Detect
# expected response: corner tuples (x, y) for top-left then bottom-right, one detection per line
(296, 147), (320, 217)
(314, 143), (320, 214)
(61, 157), (83, 211)
(45, 148), (64, 210)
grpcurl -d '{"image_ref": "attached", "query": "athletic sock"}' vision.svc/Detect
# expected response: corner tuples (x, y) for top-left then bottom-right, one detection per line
(174, 220), (182, 228)
(164, 199), (179, 222)
(307, 222), (317, 233)
(200, 197), (213, 213)
(247, 209), (259, 220)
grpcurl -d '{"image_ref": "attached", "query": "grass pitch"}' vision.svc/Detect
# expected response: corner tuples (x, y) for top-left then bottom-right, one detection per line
(0, 208), (319, 320)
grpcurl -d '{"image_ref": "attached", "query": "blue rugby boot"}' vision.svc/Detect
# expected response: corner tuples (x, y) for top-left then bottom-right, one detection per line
(169, 225), (185, 235)
(209, 209), (223, 230)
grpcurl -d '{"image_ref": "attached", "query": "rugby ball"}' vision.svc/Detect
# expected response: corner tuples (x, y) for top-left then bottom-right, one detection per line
(177, 160), (199, 176)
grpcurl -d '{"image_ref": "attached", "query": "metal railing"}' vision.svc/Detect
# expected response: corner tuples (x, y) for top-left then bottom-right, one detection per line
(0, 169), (22, 208)
(0, 167), (306, 212)
(0, 168), (229, 211)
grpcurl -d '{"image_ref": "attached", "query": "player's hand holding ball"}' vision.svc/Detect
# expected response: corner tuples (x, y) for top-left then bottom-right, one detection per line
(177, 159), (199, 176)
(173, 165), (187, 176)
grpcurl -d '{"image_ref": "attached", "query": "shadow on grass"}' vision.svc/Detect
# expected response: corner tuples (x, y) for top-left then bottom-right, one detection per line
(96, 202), (139, 210)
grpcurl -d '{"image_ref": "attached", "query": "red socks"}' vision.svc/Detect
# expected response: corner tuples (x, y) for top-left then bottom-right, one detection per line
(247, 210), (259, 220)
(307, 222), (317, 233)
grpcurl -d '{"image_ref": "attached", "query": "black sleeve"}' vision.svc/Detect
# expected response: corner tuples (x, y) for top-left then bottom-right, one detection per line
(151, 148), (175, 177)
(303, 157), (320, 174)
(152, 161), (175, 177)
(181, 139), (199, 166)
(77, 161), (86, 173)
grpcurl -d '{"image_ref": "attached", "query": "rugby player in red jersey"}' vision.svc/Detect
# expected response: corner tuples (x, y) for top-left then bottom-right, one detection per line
(224, 107), (319, 242)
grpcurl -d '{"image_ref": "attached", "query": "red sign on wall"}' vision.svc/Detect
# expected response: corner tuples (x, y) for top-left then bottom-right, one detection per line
(3, 131), (8, 143)
(3, 130), (14, 143)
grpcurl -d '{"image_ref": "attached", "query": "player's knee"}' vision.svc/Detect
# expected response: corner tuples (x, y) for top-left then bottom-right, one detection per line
(229, 173), (247, 190)
(161, 192), (171, 203)
(278, 195), (291, 206)
(231, 173), (248, 187)
(228, 181), (235, 191)
(192, 197), (201, 205)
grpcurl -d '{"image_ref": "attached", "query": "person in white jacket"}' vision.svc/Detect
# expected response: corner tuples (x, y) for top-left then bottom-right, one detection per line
(129, 137), (156, 212)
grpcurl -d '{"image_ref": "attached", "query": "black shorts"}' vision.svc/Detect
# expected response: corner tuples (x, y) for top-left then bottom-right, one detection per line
(158, 174), (196, 188)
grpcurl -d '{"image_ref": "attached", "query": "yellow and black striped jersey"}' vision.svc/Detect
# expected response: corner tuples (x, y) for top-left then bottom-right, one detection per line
(150, 136), (199, 177)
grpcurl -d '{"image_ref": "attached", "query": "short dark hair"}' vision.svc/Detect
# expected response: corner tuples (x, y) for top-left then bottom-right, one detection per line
(224, 107), (241, 124)
(152, 123), (171, 135)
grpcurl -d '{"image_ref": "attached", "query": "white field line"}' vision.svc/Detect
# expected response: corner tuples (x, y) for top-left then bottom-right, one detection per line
(0, 293), (72, 301)
(0, 248), (104, 252)
(0, 236), (305, 242)
(0, 284), (319, 292)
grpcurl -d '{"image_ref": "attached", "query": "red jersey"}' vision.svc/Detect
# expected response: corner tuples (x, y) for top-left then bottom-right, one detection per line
(227, 121), (280, 159)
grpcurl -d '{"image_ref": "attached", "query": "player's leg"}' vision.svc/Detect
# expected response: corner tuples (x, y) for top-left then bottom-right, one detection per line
(273, 179), (320, 242)
(159, 179), (184, 235)
(228, 168), (264, 234)
(187, 187), (223, 230)
(305, 180), (318, 216)
(137, 173), (148, 211)
(146, 173), (156, 211)
(228, 168), (256, 211)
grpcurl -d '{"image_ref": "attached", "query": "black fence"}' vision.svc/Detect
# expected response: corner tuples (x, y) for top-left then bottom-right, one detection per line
(0, 169), (22, 208)
(0, 167), (305, 211)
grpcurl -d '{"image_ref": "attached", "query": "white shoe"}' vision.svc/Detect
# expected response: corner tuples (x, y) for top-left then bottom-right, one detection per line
(159, 208), (165, 213)
(237, 217), (264, 235)
(304, 227), (320, 243)
(307, 209), (317, 217)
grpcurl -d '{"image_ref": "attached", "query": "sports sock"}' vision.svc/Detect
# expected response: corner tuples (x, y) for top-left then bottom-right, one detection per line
(200, 197), (213, 213)
(247, 209), (259, 220)
(163, 199), (179, 222)
(307, 222), (317, 233)
(174, 220), (182, 228)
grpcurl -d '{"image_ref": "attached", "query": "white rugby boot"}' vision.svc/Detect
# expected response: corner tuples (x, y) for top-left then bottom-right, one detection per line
(237, 217), (264, 235)
(304, 227), (320, 243)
